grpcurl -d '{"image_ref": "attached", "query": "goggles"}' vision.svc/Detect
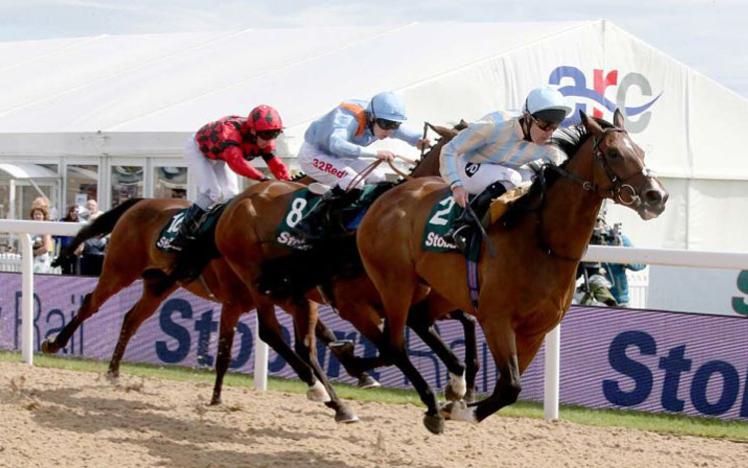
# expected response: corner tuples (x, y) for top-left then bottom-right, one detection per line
(256, 129), (282, 140)
(374, 118), (401, 131)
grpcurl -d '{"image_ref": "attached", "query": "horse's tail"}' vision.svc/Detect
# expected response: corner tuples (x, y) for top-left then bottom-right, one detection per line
(53, 198), (144, 263)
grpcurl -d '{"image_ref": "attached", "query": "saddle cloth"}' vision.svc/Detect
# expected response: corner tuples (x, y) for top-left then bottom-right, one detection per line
(156, 202), (228, 252)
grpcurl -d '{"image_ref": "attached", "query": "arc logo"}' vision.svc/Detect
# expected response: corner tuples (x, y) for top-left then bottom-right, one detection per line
(549, 66), (662, 133)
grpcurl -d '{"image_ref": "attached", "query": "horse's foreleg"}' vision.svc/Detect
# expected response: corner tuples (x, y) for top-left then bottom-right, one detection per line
(211, 304), (244, 406)
(451, 310), (479, 402)
(108, 276), (178, 378)
(407, 303), (466, 402)
(445, 315), (520, 424)
(376, 282), (444, 434)
(255, 303), (316, 385)
(290, 299), (358, 423)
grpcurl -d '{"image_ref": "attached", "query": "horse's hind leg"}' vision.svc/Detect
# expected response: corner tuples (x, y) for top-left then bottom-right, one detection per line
(41, 262), (140, 354)
(316, 319), (380, 389)
(107, 272), (178, 378)
(211, 303), (244, 406)
(288, 298), (358, 423)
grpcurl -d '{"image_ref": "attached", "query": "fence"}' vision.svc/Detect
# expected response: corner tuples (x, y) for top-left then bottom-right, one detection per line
(2, 218), (748, 421)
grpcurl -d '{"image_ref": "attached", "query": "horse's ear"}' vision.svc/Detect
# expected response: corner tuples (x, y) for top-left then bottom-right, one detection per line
(580, 110), (603, 136)
(613, 108), (626, 129)
(457, 119), (469, 131)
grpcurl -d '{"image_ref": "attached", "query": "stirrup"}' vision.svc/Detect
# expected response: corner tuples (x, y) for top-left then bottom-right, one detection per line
(445, 224), (471, 253)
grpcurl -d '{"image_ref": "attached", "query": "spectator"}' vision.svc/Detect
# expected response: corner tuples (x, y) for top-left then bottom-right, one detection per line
(83, 198), (103, 221)
(578, 215), (646, 307)
(79, 235), (106, 276)
(55, 205), (84, 275)
(30, 206), (53, 273)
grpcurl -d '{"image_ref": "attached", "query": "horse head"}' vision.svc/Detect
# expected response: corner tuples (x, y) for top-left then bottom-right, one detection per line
(579, 109), (668, 220)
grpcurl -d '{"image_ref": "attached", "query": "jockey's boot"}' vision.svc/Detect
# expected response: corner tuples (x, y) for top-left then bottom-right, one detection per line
(443, 182), (506, 253)
(169, 204), (206, 252)
(292, 186), (361, 241)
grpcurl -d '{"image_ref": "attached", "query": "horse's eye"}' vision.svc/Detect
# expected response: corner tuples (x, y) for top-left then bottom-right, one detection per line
(607, 148), (620, 159)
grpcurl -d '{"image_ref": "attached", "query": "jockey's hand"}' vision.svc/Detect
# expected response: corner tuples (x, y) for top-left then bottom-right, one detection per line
(376, 150), (395, 162)
(416, 138), (432, 151)
(451, 185), (469, 208)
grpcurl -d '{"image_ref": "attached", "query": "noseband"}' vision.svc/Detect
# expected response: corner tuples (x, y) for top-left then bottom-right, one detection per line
(553, 127), (650, 206)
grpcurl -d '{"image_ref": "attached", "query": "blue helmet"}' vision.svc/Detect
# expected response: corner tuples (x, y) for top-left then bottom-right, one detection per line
(366, 91), (408, 122)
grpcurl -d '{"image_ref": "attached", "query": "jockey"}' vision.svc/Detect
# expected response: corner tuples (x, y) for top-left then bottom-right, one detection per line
(292, 91), (430, 239)
(171, 105), (290, 251)
(440, 86), (572, 251)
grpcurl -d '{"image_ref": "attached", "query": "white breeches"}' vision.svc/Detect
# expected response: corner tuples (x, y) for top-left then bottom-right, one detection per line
(454, 158), (535, 194)
(184, 138), (239, 209)
(297, 142), (387, 190)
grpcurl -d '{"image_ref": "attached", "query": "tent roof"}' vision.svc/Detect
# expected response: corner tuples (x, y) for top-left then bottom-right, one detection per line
(0, 21), (588, 133)
(0, 163), (58, 179)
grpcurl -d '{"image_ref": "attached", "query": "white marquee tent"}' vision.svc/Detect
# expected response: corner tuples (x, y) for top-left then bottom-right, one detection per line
(1, 20), (746, 251)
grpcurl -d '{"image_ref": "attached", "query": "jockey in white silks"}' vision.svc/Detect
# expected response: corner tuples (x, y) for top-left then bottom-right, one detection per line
(439, 86), (573, 251)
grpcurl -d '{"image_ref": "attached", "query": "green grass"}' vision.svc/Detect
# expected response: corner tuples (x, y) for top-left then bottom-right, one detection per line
(3, 350), (747, 442)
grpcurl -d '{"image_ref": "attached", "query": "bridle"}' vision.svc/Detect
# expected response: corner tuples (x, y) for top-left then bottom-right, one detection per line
(551, 127), (651, 206)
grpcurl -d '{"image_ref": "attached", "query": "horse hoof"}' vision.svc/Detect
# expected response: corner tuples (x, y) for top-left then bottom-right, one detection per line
(357, 374), (381, 389)
(209, 397), (222, 406)
(464, 389), (476, 404)
(306, 380), (332, 403)
(444, 372), (467, 401)
(40, 338), (57, 354)
(106, 370), (119, 381)
(440, 401), (477, 423)
(335, 407), (360, 424)
(423, 413), (445, 434)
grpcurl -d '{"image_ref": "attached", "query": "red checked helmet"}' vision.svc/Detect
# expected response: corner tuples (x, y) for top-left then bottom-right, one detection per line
(248, 105), (283, 131)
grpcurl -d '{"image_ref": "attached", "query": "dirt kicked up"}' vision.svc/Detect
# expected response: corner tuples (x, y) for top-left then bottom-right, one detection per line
(0, 361), (746, 468)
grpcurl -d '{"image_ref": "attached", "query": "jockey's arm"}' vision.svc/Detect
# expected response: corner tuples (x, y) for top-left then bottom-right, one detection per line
(222, 147), (268, 181)
(327, 111), (377, 158)
(393, 126), (423, 147)
(438, 121), (494, 188)
(262, 154), (291, 180)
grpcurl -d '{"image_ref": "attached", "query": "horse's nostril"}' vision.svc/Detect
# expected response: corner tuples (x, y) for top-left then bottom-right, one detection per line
(645, 189), (666, 205)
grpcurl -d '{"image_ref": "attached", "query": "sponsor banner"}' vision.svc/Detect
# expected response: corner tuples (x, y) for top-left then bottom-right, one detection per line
(1, 273), (745, 420)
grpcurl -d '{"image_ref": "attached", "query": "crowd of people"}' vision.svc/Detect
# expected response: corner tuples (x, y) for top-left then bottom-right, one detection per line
(28, 195), (106, 276)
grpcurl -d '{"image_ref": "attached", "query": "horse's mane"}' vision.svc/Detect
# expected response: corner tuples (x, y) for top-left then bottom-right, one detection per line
(500, 117), (615, 228)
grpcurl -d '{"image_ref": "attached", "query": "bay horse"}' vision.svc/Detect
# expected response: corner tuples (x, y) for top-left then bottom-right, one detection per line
(356, 110), (669, 433)
(42, 197), (361, 422)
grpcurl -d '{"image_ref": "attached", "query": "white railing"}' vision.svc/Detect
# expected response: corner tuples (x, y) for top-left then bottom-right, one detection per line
(2, 219), (748, 417)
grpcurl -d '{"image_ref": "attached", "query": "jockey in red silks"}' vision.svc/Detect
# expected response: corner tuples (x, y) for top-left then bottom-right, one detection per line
(170, 105), (291, 251)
